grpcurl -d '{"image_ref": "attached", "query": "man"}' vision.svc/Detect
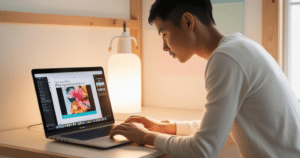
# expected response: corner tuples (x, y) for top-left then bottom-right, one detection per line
(110, 0), (300, 157)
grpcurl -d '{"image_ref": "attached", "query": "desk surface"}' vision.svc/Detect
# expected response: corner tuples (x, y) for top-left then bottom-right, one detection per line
(0, 107), (204, 158)
(0, 127), (164, 158)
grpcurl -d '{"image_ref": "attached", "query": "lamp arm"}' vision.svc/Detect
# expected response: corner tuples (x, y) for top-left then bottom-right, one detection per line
(108, 36), (121, 52)
(130, 36), (139, 50)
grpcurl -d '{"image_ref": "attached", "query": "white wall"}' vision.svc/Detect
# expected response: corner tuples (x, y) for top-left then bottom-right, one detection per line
(244, 0), (262, 44)
(0, 0), (130, 131)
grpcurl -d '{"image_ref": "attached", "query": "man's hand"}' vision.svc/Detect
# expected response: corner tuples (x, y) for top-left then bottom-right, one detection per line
(123, 116), (176, 135)
(109, 122), (159, 146)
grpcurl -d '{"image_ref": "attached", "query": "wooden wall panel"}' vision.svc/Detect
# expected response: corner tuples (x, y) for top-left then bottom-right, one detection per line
(262, 0), (284, 65)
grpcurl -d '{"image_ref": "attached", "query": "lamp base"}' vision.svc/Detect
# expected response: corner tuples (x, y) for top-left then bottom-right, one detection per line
(113, 112), (141, 121)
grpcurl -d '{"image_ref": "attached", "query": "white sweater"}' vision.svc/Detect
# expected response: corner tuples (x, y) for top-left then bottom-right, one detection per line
(154, 33), (300, 158)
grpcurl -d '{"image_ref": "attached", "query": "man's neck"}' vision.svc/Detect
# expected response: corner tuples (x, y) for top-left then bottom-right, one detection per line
(194, 25), (224, 60)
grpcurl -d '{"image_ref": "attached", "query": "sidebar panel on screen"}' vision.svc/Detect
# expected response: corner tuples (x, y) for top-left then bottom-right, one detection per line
(93, 74), (113, 119)
(35, 77), (58, 131)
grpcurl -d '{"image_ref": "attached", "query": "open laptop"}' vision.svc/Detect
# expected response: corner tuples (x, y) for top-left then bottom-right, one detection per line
(31, 67), (131, 149)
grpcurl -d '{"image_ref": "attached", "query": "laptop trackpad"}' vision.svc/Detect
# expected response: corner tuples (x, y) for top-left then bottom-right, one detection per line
(112, 135), (128, 142)
(87, 135), (130, 148)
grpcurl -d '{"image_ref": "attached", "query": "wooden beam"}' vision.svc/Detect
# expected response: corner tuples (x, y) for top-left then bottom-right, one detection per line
(0, 11), (139, 28)
(130, 0), (142, 58)
(130, 0), (143, 106)
(262, 0), (283, 64)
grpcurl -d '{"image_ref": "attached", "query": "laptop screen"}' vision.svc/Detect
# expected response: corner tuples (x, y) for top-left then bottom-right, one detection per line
(32, 67), (114, 136)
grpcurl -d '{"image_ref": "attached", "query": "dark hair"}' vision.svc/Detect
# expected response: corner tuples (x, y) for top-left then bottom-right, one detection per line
(148, 0), (215, 28)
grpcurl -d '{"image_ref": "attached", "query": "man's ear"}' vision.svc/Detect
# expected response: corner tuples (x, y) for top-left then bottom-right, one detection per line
(182, 12), (194, 30)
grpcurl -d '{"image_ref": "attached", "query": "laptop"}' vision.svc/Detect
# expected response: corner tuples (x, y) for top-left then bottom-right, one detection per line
(31, 67), (131, 149)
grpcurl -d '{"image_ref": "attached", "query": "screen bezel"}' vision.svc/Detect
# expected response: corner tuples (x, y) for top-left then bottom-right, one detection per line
(31, 67), (115, 137)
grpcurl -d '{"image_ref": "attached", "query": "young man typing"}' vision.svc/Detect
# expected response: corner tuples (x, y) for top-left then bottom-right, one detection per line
(110, 0), (300, 157)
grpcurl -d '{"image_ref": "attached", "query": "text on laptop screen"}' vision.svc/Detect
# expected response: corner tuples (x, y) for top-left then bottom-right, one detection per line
(34, 70), (112, 131)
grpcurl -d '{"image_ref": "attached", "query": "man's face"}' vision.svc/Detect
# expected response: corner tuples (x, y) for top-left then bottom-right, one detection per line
(154, 17), (195, 63)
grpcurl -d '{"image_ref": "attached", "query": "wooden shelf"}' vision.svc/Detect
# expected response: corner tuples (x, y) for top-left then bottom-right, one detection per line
(0, 10), (140, 29)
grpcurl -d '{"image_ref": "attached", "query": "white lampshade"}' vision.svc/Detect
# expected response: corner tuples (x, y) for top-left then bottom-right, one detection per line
(108, 54), (141, 113)
(108, 23), (141, 114)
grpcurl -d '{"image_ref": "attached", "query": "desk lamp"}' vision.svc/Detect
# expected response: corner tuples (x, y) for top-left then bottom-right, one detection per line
(108, 22), (141, 114)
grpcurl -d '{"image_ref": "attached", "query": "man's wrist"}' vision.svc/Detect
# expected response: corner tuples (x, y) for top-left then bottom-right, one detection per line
(159, 123), (176, 135)
(144, 132), (159, 146)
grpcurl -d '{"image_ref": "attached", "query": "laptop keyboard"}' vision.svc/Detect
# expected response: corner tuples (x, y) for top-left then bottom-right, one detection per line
(61, 126), (112, 141)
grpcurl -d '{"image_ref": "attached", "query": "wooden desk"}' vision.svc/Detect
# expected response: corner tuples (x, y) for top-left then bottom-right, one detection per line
(0, 107), (234, 158)
(0, 107), (199, 158)
(0, 124), (165, 158)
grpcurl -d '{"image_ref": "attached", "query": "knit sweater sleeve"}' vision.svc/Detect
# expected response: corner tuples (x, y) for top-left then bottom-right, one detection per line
(175, 121), (201, 136)
(154, 53), (249, 158)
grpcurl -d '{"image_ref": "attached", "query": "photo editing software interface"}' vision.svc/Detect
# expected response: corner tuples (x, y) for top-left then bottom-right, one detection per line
(34, 70), (113, 131)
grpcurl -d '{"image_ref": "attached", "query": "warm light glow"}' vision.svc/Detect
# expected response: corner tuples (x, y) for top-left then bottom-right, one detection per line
(108, 54), (141, 113)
